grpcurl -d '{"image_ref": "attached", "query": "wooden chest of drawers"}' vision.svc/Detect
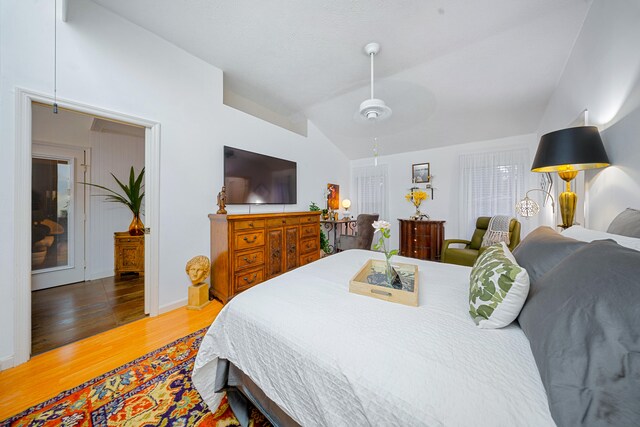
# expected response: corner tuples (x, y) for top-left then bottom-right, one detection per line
(210, 211), (321, 303)
(398, 219), (445, 261)
(114, 232), (144, 277)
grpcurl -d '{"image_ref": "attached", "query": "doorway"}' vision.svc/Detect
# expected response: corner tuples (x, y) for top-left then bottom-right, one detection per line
(14, 88), (160, 365)
(30, 104), (148, 355)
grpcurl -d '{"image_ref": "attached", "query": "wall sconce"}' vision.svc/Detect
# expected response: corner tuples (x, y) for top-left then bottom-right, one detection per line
(515, 189), (555, 218)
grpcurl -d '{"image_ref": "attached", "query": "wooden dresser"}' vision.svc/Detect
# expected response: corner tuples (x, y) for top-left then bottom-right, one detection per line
(398, 219), (445, 261)
(114, 232), (144, 277)
(209, 211), (321, 303)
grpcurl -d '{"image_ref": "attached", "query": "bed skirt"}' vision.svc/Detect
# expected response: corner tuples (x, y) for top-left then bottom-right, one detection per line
(214, 358), (300, 427)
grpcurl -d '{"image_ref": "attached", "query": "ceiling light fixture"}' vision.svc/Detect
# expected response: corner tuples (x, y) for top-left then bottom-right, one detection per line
(359, 42), (392, 121)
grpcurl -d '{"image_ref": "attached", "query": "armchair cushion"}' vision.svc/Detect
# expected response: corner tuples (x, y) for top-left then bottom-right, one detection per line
(443, 248), (479, 267)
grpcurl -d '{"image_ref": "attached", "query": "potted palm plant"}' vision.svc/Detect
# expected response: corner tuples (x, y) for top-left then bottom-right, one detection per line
(82, 167), (145, 236)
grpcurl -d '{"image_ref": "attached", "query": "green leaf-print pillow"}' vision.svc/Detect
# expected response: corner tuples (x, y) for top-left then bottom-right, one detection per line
(469, 242), (530, 328)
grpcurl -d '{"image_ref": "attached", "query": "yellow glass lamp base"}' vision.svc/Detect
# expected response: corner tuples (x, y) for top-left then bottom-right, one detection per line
(558, 190), (577, 228)
(558, 170), (578, 228)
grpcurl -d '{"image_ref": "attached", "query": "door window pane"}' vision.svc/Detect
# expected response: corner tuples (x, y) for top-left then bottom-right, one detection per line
(32, 158), (72, 271)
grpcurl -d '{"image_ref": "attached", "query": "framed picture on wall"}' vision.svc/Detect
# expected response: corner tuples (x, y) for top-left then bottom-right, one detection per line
(412, 163), (430, 183)
(327, 183), (340, 210)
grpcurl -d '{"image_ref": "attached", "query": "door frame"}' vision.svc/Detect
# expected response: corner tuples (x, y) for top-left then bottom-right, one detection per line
(14, 87), (161, 366)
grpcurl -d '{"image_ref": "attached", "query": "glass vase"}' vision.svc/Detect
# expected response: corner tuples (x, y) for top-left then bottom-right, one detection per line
(385, 257), (394, 286)
(129, 214), (145, 236)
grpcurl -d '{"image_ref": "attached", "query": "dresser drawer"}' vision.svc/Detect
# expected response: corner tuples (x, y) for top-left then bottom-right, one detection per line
(301, 215), (319, 224)
(300, 237), (318, 254)
(301, 224), (319, 239)
(234, 249), (264, 270)
(235, 230), (265, 250)
(300, 252), (319, 266)
(266, 217), (300, 227)
(410, 236), (431, 244)
(234, 267), (264, 292)
(234, 219), (265, 231)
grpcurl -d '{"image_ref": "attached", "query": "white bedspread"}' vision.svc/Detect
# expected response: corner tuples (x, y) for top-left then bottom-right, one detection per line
(192, 250), (555, 426)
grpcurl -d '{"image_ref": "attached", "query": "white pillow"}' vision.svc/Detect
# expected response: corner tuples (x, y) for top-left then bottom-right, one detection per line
(561, 226), (640, 251)
(469, 242), (530, 329)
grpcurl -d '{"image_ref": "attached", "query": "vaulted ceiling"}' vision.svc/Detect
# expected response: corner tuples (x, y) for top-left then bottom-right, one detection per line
(91, 0), (591, 158)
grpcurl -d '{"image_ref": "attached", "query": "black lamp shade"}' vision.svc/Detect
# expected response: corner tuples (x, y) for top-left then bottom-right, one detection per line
(531, 126), (610, 172)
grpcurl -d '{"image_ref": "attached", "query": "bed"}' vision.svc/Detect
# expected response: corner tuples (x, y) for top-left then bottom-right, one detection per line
(192, 249), (555, 426)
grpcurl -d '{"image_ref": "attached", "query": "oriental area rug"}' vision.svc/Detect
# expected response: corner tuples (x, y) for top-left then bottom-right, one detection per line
(1, 329), (270, 427)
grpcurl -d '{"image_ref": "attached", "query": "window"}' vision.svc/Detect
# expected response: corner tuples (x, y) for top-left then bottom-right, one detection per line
(351, 164), (389, 220)
(460, 149), (529, 236)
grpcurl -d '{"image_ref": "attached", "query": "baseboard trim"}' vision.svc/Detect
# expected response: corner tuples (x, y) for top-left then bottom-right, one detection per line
(0, 355), (15, 371)
(86, 270), (115, 281)
(159, 298), (187, 314)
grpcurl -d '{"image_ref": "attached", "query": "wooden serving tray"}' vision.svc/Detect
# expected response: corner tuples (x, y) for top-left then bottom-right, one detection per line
(349, 259), (419, 306)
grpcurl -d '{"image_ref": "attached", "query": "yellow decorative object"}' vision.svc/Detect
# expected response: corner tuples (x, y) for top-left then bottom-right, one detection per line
(405, 188), (429, 220)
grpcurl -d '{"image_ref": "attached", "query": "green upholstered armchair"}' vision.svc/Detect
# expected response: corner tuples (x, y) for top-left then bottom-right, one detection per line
(441, 217), (521, 267)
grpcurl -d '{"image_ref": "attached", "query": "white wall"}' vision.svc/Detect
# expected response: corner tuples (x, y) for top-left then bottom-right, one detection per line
(538, 0), (640, 230)
(88, 131), (145, 279)
(351, 133), (543, 250)
(0, 0), (349, 365)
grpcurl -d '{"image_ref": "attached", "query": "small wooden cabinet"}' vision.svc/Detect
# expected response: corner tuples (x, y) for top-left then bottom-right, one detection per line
(398, 219), (445, 261)
(210, 212), (321, 303)
(114, 232), (144, 277)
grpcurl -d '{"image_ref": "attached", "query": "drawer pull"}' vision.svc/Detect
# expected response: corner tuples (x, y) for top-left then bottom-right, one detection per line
(242, 255), (257, 264)
(249, 222), (254, 227)
(243, 274), (258, 284)
(243, 235), (258, 243)
(371, 289), (392, 297)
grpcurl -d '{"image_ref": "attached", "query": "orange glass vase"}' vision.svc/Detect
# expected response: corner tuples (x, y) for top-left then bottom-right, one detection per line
(129, 214), (144, 236)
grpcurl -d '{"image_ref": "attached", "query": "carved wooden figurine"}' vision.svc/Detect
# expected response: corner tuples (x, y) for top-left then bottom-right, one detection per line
(216, 186), (227, 214)
(186, 255), (211, 310)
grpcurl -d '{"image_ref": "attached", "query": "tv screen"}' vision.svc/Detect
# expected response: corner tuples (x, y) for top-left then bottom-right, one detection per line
(224, 146), (297, 205)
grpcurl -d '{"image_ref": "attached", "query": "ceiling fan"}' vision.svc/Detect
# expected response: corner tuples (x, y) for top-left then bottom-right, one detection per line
(358, 42), (392, 121)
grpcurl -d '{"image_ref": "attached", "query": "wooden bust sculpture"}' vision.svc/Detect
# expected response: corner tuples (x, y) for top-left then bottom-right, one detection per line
(186, 255), (211, 310)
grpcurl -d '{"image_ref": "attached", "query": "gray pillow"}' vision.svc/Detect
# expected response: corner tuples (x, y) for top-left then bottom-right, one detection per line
(512, 226), (586, 287)
(607, 208), (640, 237)
(519, 240), (640, 427)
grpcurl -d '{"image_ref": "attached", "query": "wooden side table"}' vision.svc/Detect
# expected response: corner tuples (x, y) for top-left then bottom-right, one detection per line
(398, 219), (445, 261)
(114, 232), (144, 277)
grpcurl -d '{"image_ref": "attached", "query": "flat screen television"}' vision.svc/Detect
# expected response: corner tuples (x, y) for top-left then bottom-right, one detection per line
(224, 146), (297, 204)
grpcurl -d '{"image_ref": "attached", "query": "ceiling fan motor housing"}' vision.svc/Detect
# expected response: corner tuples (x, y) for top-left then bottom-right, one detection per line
(359, 42), (392, 121)
(360, 98), (392, 120)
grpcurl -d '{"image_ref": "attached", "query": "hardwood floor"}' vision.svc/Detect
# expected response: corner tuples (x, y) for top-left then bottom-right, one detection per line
(31, 275), (146, 355)
(0, 301), (223, 420)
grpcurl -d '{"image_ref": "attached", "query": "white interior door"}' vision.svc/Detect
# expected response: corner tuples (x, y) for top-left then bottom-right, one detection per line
(31, 144), (86, 290)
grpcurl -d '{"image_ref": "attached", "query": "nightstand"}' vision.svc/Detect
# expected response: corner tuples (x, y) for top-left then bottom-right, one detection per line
(114, 232), (144, 277)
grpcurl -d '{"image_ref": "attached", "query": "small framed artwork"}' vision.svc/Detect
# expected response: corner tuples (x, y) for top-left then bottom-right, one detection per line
(412, 163), (430, 183)
(327, 183), (340, 210)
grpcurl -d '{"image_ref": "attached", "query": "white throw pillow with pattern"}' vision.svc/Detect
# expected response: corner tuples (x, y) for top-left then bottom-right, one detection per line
(469, 242), (530, 329)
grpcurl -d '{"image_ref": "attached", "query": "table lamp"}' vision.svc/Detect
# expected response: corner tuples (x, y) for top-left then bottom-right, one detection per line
(342, 199), (351, 219)
(531, 126), (609, 228)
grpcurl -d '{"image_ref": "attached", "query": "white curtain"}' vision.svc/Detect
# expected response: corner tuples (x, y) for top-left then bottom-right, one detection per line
(460, 149), (529, 237)
(352, 164), (389, 221)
